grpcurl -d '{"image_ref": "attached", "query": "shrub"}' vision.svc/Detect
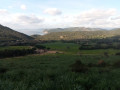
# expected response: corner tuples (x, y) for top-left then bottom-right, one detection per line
(104, 52), (109, 57)
(113, 60), (120, 68)
(47, 47), (50, 50)
(35, 44), (46, 49)
(98, 68), (110, 74)
(115, 52), (120, 55)
(70, 60), (88, 73)
(0, 48), (35, 58)
(88, 63), (96, 67)
(0, 67), (8, 74)
(97, 60), (106, 67)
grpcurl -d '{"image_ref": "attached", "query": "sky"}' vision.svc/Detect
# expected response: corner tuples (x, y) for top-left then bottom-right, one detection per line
(0, 0), (120, 35)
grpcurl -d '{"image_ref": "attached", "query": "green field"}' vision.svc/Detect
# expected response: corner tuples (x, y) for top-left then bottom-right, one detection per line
(0, 42), (120, 90)
(42, 42), (120, 55)
(42, 42), (79, 53)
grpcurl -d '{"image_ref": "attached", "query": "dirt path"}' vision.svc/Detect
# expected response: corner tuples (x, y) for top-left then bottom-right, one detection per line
(0, 50), (64, 60)
(40, 50), (63, 55)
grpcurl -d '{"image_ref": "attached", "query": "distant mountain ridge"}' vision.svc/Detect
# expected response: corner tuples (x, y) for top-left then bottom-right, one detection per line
(33, 27), (120, 40)
(0, 24), (33, 42)
(43, 27), (105, 34)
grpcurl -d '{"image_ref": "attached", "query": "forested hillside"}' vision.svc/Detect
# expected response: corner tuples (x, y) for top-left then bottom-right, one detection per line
(0, 24), (33, 42)
(43, 27), (104, 34)
(33, 28), (120, 40)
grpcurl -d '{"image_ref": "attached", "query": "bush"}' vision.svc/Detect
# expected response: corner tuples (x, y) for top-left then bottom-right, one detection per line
(47, 47), (50, 50)
(104, 52), (109, 57)
(70, 60), (88, 73)
(98, 68), (110, 74)
(113, 60), (120, 68)
(97, 60), (106, 67)
(0, 48), (35, 58)
(35, 45), (46, 49)
(0, 67), (8, 74)
(115, 52), (120, 55)
(88, 63), (96, 67)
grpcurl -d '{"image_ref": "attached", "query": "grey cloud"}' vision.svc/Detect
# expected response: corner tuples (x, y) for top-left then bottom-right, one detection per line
(73, 9), (117, 27)
(18, 15), (44, 24)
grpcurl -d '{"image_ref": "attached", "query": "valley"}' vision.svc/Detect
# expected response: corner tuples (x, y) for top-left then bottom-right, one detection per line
(0, 25), (120, 90)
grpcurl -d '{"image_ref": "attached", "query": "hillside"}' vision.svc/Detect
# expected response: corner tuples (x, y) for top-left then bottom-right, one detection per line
(43, 27), (105, 34)
(0, 24), (33, 42)
(33, 27), (120, 40)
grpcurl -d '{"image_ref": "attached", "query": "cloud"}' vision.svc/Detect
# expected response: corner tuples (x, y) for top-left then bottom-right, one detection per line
(40, 8), (119, 29)
(111, 16), (120, 20)
(0, 11), (45, 30)
(0, 9), (8, 14)
(72, 9), (117, 28)
(20, 4), (27, 10)
(1, 8), (120, 33)
(0, 9), (10, 23)
(44, 8), (62, 15)
(17, 15), (44, 24)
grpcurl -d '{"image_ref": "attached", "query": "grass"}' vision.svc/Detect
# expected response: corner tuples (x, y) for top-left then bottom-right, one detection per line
(42, 42), (120, 55)
(42, 42), (80, 53)
(80, 49), (120, 55)
(0, 42), (120, 90)
(0, 54), (120, 90)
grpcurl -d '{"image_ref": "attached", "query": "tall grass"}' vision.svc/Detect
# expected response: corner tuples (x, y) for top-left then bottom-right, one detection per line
(0, 54), (120, 90)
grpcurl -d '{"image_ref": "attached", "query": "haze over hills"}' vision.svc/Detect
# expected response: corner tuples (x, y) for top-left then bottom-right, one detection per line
(17, 29), (44, 35)
(0, 24), (33, 42)
(32, 27), (120, 40)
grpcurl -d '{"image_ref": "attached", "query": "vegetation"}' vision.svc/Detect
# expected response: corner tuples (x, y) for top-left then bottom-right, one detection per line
(0, 46), (35, 58)
(43, 27), (105, 33)
(33, 28), (120, 40)
(0, 53), (120, 90)
(0, 26), (120, 89)
(40, 42), (120, 55)
(0, 46), (31, 51)
(0, 24), (34, 46)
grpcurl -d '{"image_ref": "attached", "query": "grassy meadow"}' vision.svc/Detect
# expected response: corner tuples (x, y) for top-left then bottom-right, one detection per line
(0, 42), (120, 90)
(42, 42), (120, 55)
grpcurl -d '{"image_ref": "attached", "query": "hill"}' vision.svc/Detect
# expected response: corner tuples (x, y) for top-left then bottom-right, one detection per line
(0, 24), (33, 42)
(33, 27), (120, 40)
(43, 27), (105, 34)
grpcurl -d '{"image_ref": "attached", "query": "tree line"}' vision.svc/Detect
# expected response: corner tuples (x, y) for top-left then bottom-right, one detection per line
(0, 48), (35, 58)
